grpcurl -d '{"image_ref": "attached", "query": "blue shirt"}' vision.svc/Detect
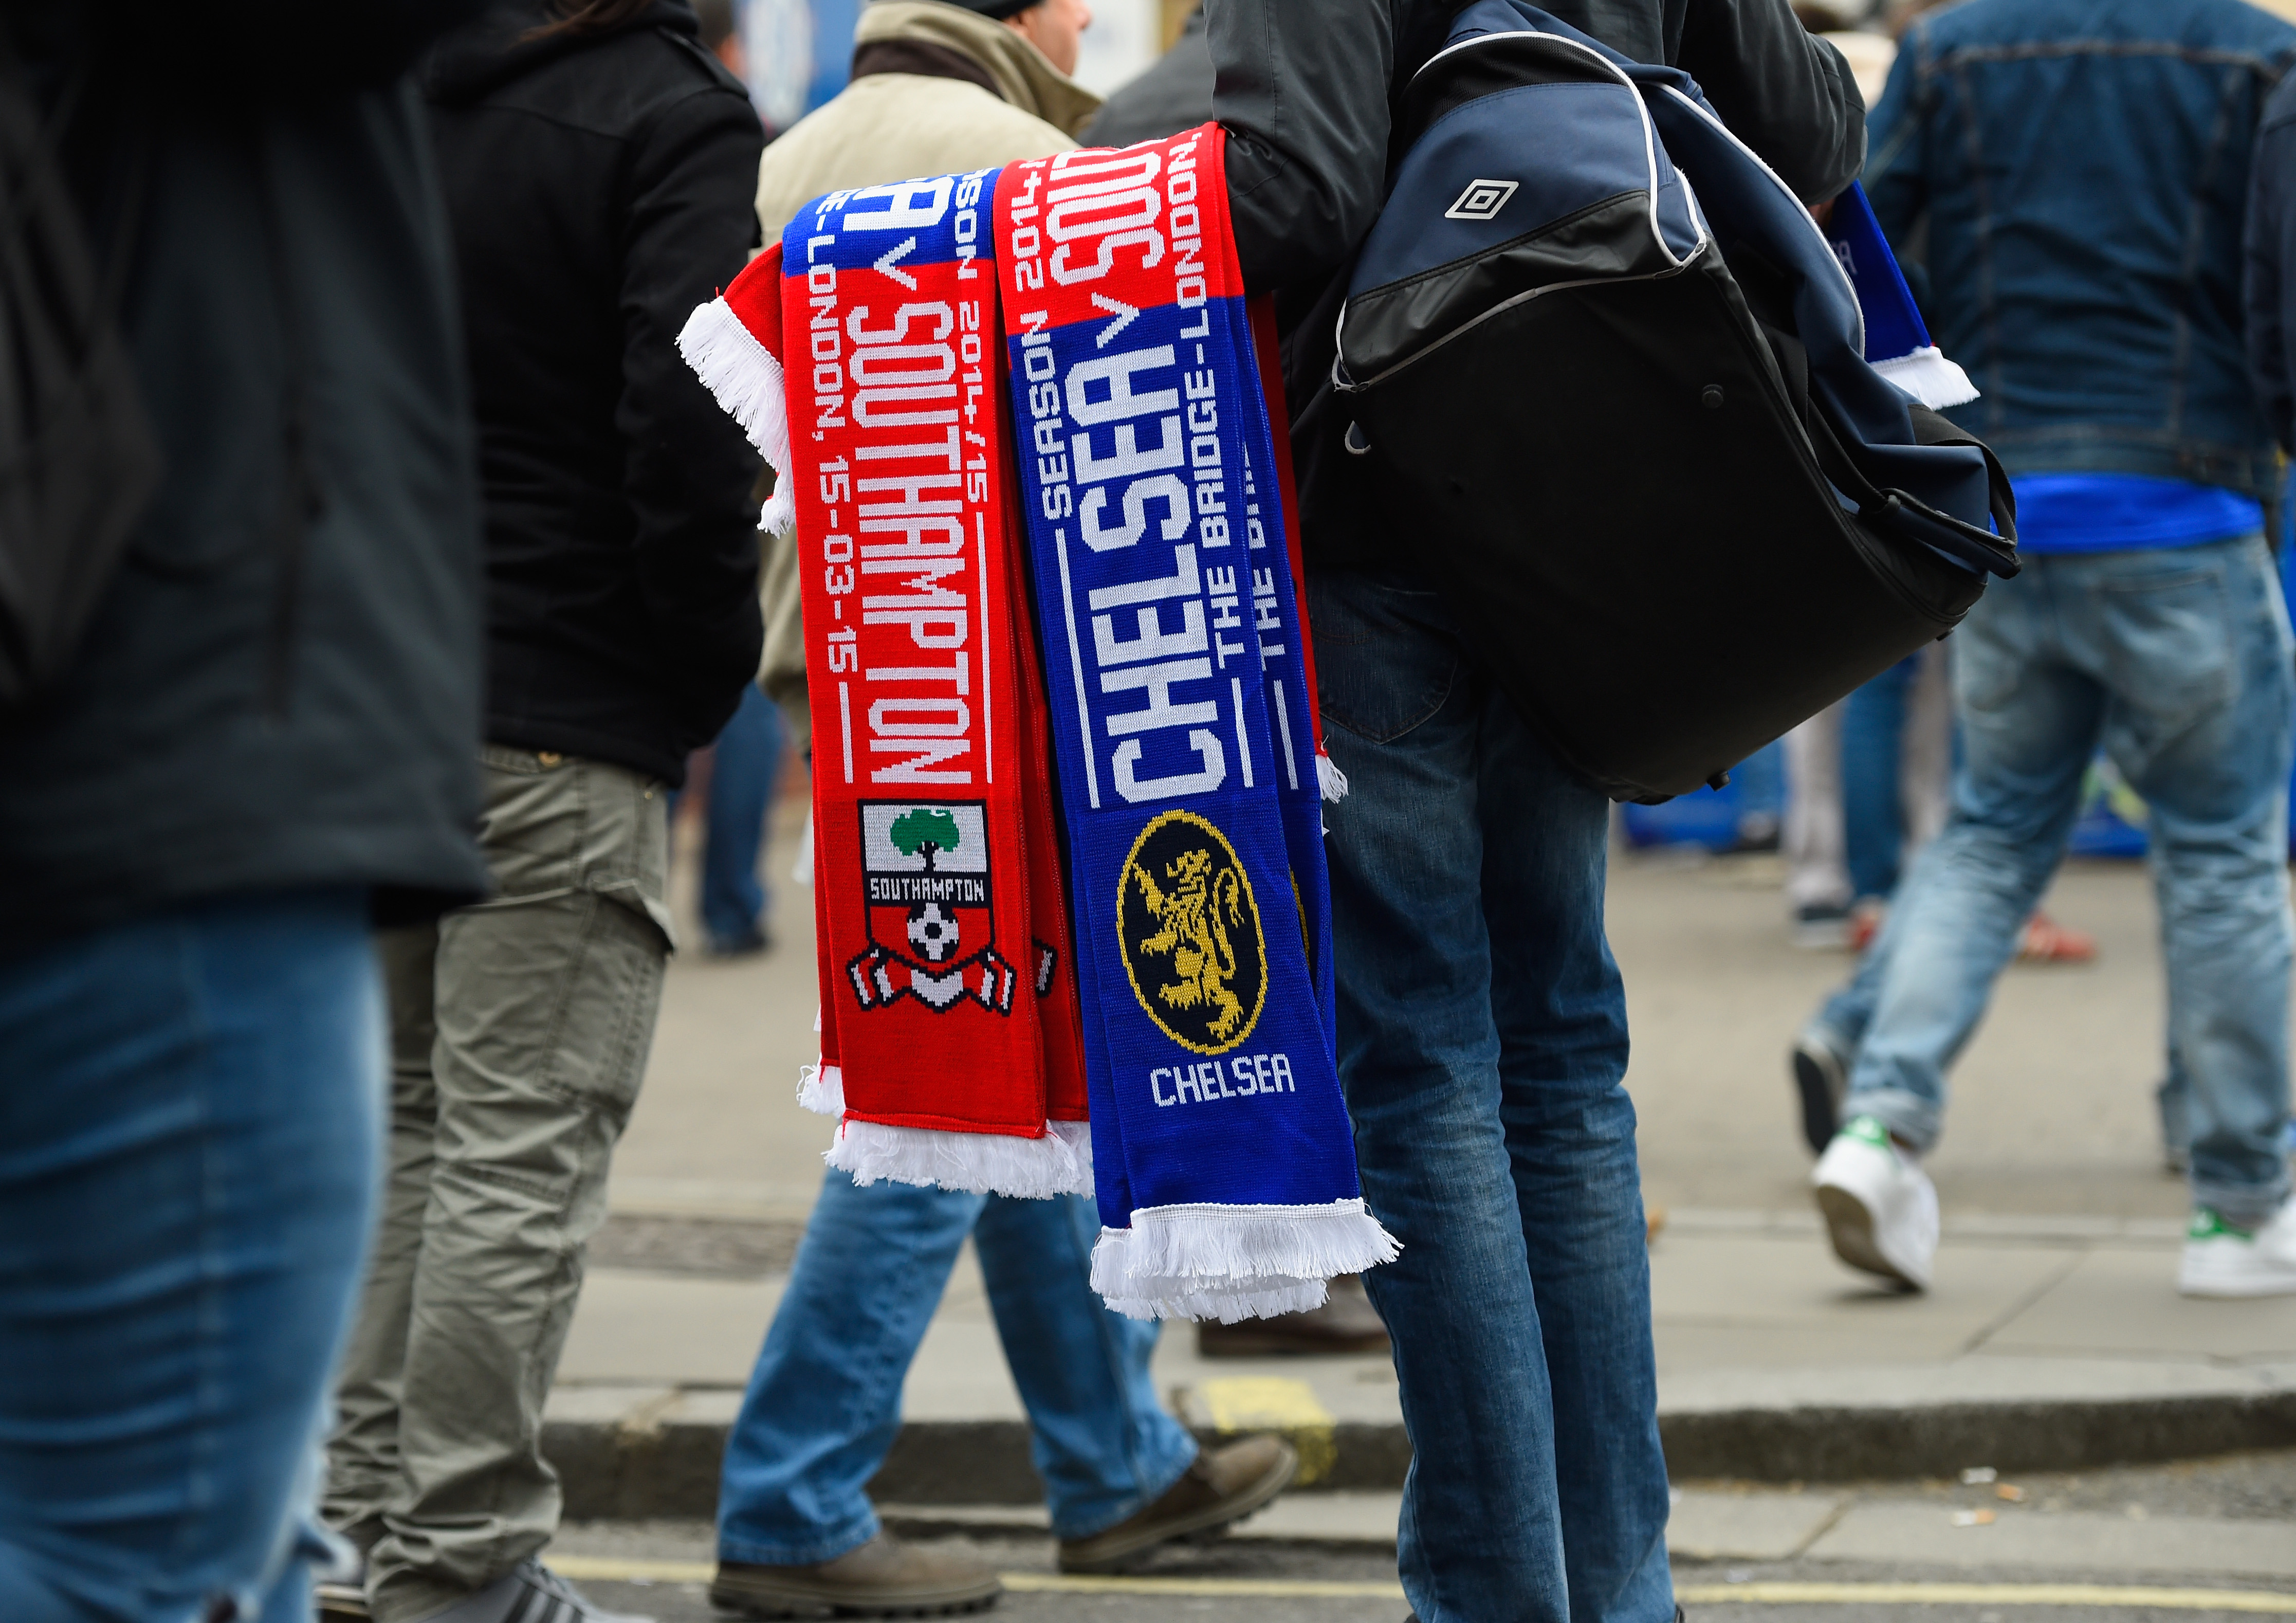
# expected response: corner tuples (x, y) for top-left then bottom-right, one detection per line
(2009, 474), (2263, 555)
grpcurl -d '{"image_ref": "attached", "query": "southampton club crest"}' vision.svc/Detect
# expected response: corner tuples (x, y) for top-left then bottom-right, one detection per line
(849, 801), (1017, 1016)
(1117, 810), (1268, 1055)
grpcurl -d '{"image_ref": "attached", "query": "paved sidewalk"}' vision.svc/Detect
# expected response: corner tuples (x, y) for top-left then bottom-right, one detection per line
(551, 796), (2296, 1515)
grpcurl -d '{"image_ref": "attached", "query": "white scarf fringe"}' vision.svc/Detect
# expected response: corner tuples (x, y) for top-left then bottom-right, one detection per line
(1875, 345), (1980, 411)
(824, 1116), (1094, 1199)
(1103, 1276), (1332, 1323)
(1315, 751), (1348, 804)
(1089, 1199), (1399, 1321)
(676, 297), (797, 533)
(796, 1061), (843, 1117)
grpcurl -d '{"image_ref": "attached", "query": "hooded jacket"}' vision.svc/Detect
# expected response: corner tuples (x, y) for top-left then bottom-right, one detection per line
(752, 0), (1100, 242)
(422, 0), (766, 786)
(0, 6), (491, 956)
(751, 0), (1101, 744)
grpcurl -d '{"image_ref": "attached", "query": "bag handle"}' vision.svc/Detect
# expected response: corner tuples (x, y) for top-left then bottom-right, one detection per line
(1802, 393), (2021, 579)
(1904, 402), (2021, 545)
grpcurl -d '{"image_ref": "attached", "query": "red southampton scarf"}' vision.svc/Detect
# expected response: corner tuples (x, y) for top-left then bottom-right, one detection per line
(682, 173), (1091, 1195)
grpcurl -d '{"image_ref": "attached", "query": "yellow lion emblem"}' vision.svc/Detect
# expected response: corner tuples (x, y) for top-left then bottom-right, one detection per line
(1117, 811), (1266, 1055)
(1133, 848), (1250, 1043)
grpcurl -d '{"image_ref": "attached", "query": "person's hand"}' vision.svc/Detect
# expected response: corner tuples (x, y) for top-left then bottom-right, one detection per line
(1809, 196), (1838, 229)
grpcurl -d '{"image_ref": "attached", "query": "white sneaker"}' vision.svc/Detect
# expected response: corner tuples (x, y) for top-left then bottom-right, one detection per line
(1812, 1115), (1937, 1291)
(2178, 1203), (2296, 1298)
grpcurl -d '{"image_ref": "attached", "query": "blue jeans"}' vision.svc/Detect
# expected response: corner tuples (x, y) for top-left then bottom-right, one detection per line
(0, 890), (383, 1623)
(701, 686), (784, 950)
(1311, 570), (1673, 1623)
(1814, 537), (2294, 1222)
(1842, 655), (1921, 901)
(717, 1172), (1196, 1564)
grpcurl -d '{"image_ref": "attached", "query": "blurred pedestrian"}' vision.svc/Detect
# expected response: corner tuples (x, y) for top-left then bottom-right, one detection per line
(1838, 648), (1952, 928)
(1783, 700), (1856, 946)
(1783, 650), (2087, 986)
(708, 6), (1300, 1616)
(1204, 0), (1864, 1617)
(1799, 0), (2296, 1299)
(685, 685), (787, 956)
(317, 4), (767, 1620)
(0, 6), (491, 1620)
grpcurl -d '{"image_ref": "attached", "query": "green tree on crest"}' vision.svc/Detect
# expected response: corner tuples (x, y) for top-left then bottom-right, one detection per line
(890, 808), (961, 870)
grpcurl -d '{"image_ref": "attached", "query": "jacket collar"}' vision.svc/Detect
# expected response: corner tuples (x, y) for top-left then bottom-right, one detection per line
(423, 1), (701, 103)
(853, 0), (1101, 135)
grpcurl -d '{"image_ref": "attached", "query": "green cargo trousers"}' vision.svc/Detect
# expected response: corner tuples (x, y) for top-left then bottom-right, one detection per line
(324, 747), (674, 1623)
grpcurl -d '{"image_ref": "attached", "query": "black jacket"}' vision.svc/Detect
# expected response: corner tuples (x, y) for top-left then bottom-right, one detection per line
(0, 6), (491, 957)
(1207, 0), (1865, 568)
(1081, 6), (1211, 148)
(422, 2), (765, 786)
(1214, 0), (1863, 293)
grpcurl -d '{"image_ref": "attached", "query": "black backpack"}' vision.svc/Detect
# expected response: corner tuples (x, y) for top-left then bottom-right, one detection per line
(1323, 2), (2017, 802)
(0, 29), (159, 713)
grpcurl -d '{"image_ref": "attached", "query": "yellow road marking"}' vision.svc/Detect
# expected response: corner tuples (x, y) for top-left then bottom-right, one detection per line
(547, 1555), (2296, 1611)
(1188, 1376), (1338, 1485)
(1676, 1582), (2296, 1612)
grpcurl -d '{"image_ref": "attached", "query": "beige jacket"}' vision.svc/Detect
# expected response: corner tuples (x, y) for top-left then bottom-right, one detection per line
(755, 1), (1101, 747)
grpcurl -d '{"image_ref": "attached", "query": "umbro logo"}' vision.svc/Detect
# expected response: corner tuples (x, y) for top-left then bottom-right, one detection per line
(1444, 178), (1519, 221)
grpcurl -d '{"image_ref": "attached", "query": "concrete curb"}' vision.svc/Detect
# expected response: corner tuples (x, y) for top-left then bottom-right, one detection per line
(1656, 1389), (2296, 1482)
(547, 1382), (2296, 1520)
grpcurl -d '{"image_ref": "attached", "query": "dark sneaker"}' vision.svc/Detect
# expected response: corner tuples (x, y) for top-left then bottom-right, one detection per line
(1791, 902), (1851, 951)
(706, 925), (772, 959)
(1791, 1030), (1848, 1156)
(1197, 1274), (1388, 1357)
(409, 1560), (654, 1623)
(1058, 1435), (1298, 1575)
(710, 1537), (1000, 1618)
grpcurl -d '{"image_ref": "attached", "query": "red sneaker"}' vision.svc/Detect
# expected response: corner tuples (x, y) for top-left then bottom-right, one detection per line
(2016, 911), (2097, 964)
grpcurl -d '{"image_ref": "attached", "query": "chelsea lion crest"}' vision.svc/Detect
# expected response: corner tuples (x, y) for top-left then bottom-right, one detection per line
(1117, 810), (1268, 1055)
(849, 801), (1016, 1016)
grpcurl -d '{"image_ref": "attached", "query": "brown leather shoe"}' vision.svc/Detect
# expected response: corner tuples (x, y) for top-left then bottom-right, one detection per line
(1196, 1274), (1389, 1357)
(709, 1536), (1000, 1618)
(1057, 1434), (1299, 1574)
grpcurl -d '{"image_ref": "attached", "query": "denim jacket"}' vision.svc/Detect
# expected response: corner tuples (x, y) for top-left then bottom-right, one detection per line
(1866, 0), (2296, 500)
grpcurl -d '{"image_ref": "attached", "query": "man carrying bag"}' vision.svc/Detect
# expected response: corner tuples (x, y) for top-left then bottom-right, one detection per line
(1202, 1), (1870, 1617)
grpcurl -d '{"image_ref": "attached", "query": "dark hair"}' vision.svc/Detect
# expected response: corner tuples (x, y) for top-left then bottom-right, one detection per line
(528, 0), (657, 39)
